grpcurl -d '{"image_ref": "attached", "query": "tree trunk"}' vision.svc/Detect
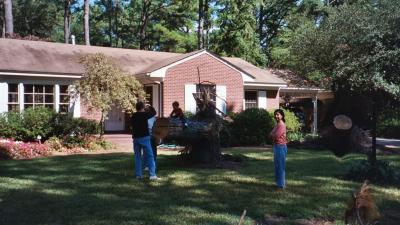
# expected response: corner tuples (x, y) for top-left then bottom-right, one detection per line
(369, 99), (377, 166)
(198, 0), (204, 49)
(1, 2), (5, 38)
(4, 0), (13, 35)
(64, 0), (71, 43)
(84, 0), (90, 45)
(139, 0), (151, 50)
(100, 111), (106, 137)
(114, 0), (120, 47)
(108, 0), (112, 47)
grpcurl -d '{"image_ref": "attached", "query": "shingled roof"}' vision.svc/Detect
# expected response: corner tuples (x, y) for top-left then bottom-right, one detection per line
(0, 39), (286, 85)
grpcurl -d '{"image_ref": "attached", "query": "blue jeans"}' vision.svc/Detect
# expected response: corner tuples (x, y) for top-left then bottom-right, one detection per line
(133, 136), (156, 177)
(143, 137), (157, 171)
(273, 144), (287, 188)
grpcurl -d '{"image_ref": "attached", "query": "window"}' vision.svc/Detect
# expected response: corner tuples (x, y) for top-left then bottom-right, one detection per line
(8, 84), (19, 111)
(24, 84), (54, 109)
(245, 91), (258, 109)
(145, 86), (153, 105)
(59, 85), (70, 113)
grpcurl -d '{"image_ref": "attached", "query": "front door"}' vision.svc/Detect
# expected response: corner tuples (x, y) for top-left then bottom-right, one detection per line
(105, 106), (125, 131)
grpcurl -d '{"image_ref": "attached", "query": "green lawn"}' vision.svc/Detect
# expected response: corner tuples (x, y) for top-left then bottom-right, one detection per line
(0, 148), (399, 225)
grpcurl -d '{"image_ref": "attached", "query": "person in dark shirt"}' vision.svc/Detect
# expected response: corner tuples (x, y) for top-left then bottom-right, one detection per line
(131, 101), (158, 180)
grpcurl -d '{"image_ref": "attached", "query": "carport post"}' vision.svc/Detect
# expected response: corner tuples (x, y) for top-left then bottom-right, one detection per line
(312, 95), (318, 135)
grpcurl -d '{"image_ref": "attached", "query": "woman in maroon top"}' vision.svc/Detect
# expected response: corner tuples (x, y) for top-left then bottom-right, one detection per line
(269, 109), (288, 189)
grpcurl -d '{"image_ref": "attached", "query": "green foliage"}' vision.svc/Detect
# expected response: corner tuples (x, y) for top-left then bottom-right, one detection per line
(211, 0), (267, 66)
(76, 53), (144, 134)
(290, 0), (400, 98)
(378, 108), (400, 139)
(0, 108), (99, 142)
(231, 108), (274, 146)
(0, 107), (56, 141)
(45, 136), (63, 152)
(345, 160), (400, 185)
(53, 114), (100, 138)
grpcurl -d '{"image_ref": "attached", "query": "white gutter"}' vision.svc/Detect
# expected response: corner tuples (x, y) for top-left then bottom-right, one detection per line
(0, 72), (82, 78)
(244, 82), (287, 87)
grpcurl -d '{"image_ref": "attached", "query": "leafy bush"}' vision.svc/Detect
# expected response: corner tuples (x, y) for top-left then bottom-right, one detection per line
(276, 109), (303, 142)
(378, 109), (400, 138)
(0, 108), (99, 142)
(344, 160), (400, 185)
(0, 107), (56, 141)
(0, 139), (50, 160)
(21, 107), (56, 141)
(53, 114), (99, 137)
(45, 136), (63, 152)
(231, 108), (274, 146)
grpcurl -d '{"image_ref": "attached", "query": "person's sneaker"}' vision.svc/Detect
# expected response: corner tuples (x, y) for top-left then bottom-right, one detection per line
(135, 176), (143, 179)
(149, 176), (159, 180)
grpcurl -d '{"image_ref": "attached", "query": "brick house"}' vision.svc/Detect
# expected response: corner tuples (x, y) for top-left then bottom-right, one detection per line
(0, 39), (290, 132)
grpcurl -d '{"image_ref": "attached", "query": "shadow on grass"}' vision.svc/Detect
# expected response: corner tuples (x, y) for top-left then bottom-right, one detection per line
(0, 150), (398, 225)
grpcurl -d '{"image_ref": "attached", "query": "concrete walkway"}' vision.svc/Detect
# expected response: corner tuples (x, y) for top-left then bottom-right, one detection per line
(103, 133), (133, 152)
(377, 138), (400, 150)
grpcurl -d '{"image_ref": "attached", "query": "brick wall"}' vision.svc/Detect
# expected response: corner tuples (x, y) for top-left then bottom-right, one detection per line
(163, 53), (244, 117)
(80, 101), (102, 122)
(266, 90), (280, 110)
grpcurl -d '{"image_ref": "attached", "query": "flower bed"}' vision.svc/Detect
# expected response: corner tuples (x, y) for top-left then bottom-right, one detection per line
(0, 139), (51, 160)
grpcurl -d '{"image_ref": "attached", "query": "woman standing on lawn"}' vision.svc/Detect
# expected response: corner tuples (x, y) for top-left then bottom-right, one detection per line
(270, 109), (288, 189)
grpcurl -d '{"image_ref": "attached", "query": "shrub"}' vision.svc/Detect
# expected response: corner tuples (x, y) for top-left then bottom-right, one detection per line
(231, 108), (274, 146)
(378, 109), (400, 138)
(53, 114), (99, 137)
(0, 107), (56, 141)
(45, 136), (63, 152)
(0, 112), (24, 140)
(344, 160), (400, 185)
(21, 107), (56, 141)
(0, 139), (50, 160)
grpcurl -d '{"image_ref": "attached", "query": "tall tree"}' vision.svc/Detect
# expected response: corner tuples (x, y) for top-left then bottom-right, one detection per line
(64, 0), (72, 43)
(76, 53), (145, 135)
(290, 0), (400, 166)
(256, 0), (297, 60)
(212, 0), (266, 66)
(84, 0), (90, 45)
(4, 0), (13, 36)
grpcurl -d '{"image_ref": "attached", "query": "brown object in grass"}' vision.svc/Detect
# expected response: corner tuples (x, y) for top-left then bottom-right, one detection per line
(344, 180), (380, 225)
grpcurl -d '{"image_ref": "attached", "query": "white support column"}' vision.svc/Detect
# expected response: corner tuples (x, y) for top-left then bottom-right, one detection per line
(55, 84), (60, 113)
(152, 84), (160, 116)
(258, 91), (267, 109)
(312, 95), (318, 135)
(0, 83), (8, 113)
(18, 83), (24, 111)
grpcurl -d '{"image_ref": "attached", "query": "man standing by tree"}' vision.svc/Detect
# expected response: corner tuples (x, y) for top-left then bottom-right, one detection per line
(131, 101), (158, 180)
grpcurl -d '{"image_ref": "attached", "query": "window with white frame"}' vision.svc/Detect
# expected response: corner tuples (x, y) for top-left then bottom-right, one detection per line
(59, 85), (70, 113)
(8, 84), (19, 111)
(24, 84), (54, 109)
(244, 91), (258, 109)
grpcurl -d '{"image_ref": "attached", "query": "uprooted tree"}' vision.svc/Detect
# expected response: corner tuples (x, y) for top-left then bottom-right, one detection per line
(74, 53), (145, 135)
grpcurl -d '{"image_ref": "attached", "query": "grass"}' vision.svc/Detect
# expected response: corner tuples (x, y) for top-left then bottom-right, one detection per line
(0, 148), (399, 225)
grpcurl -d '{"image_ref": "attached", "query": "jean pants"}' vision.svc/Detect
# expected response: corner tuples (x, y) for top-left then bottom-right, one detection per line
(143, 137), (157, 171)
(133, 136), (156, 177)
(273, 144), (287, 188)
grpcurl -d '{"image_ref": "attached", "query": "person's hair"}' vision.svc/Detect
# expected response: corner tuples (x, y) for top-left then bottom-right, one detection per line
(146, 105), (156, 114)
(172, 101), (179, 107)
(274, 109), (285, 123)
(136, 101), (145, 111)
